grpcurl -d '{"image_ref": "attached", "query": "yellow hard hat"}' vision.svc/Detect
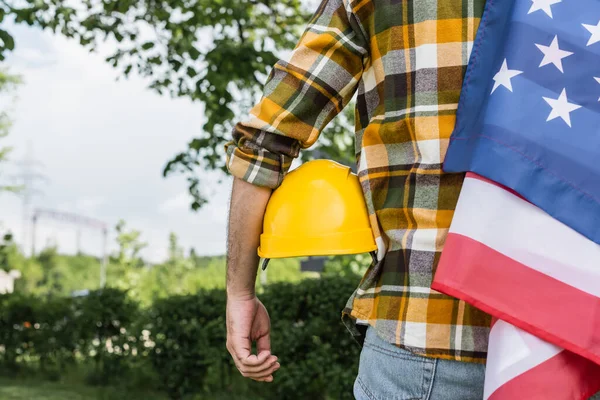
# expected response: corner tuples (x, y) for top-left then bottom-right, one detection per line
(258, 159), (377, 260)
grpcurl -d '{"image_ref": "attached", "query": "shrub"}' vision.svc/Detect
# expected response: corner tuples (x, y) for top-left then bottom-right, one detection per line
(0, 275), (365, 400)
(259, 275), (361, 400)
(144, 275), (362, 400)
(29, 296), (77, 379)
(74, 288), (139, 385)
(0, 293), (38, 370)
(144, 289), (233, 400)
(0, 293), (77, 378)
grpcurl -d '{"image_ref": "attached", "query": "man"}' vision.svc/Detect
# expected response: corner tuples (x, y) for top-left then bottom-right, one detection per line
(224, 0), (491, 398)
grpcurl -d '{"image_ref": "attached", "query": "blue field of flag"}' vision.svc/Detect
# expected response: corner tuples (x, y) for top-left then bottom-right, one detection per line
(445, 0), (600, 244)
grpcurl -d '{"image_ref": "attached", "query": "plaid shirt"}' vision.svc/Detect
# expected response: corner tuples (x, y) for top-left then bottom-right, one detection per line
(226, 0), (491, 362)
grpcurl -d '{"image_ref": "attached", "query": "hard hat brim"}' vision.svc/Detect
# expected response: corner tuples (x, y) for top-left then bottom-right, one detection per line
(257, 228), (378, 259)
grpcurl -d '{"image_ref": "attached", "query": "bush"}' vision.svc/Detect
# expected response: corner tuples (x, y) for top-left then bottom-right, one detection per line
(145, 289), (232, 400)
(144, 275), (362, 400)
(259, 276), (361, 400)
(0, 293), (76, 378)
(0, 293), (38, 370)
(0, 275), (364, 399)
(74, 288), (140, 385)
(29, 296), (77, 379)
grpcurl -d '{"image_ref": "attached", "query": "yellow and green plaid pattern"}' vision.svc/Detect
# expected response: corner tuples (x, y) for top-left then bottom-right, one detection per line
(226, 0), (491, 363)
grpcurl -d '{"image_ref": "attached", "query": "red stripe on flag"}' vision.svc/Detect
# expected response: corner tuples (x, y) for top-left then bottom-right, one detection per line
(488, 350), (600, 400)
(432, 233), (600, 365)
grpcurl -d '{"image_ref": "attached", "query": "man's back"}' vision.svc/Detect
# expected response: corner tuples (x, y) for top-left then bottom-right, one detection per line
(227, 0), (490, 363)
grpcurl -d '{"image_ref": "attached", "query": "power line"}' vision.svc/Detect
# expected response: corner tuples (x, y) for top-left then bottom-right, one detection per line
(32, 208), (109, 288)
(10, 143), (48, 255)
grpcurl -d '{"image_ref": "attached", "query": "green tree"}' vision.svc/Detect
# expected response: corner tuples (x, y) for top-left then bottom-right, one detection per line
(108, 220), (147, 296)
(0, 1), (355, 209)
(111, 220), (147, 269)
(11, 254), (44, 295)
(0, 231), (17, 272)
(35, 246), (71, 295)
(189, 247), (222, 269)
(8, 246), (102, 296)
(188, 246), (201, 267)
(323, 254), (372, 279)
(59, 253), (102, 291)
(140, 232), (200, 303)
(0, 70), (22, 193)
(167, 232), (184, 264)
(160, 232), (193, 295)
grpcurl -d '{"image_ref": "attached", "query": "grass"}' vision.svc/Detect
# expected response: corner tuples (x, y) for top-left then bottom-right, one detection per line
(0, 376), (256, 400)
(0, 377), (167, 400)
(0, 358), (258, 400)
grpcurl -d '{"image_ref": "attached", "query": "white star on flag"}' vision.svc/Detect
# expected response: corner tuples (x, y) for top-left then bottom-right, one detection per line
(535, 36), (573, 73)
(583, 20), (600, 46)
(491, 59), (523, 94)
(595, 77), (600, 101)
(528, 0), (562, 18)
(543, 88), (581, 127)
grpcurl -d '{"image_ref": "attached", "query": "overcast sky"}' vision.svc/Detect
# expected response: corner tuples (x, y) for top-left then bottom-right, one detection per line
(0, 23), (233, 262)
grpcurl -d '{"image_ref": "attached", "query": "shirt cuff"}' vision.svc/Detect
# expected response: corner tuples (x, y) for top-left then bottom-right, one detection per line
(225, 141), (293, 189)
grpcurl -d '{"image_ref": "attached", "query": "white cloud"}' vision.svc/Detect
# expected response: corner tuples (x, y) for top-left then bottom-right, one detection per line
(159, 193), (189, 214)
(76, 196), (106, 213)
(0, 22), (229, 262)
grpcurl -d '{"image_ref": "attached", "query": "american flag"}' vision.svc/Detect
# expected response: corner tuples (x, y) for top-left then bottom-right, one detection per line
(443, 0), (600, 246)
(432, 0), (600, 398)
(433, 174), (600, 399)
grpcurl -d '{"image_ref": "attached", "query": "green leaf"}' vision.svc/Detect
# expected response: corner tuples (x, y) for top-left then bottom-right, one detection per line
(117, 0), (132, 13)
(188, 138), (204, 151)
(0, 29), (15, 51)
(188, 47), (200, 60)
(141, 41), (155, 50)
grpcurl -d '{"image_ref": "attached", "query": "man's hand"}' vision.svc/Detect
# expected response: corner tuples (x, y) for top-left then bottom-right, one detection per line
(226, 177), (276, 381)
(226, 295), (280, 382)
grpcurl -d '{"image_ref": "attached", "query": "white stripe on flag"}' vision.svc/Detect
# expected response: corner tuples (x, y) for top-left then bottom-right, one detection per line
(450, 177), (600, 297)
(484, 320), (562, 399)
(438, 175), (600, 400)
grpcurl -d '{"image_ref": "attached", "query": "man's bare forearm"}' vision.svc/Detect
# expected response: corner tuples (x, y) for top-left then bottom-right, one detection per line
(226, 177), (272, 300)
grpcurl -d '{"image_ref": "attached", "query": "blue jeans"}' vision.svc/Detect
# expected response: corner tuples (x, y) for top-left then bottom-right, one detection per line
(354, 327), (486, 400)
(355, 327), (600, 400)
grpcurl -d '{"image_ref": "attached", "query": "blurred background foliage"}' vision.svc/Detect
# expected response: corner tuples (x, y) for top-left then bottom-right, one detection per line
(0, 69), (22, 193)
(0, 0), (370, 398)
(0, 255), (366, 399)
(0, 220), (306, 304)
(0, 218), (370, 399)
(0, 0), (357, 210)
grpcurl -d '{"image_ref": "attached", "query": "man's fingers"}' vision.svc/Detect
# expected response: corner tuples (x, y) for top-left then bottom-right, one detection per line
(256, 331), (271, 355)
(227, 336), (253, 362)
(255, 375), (275, 383)
(246, 362), (280, 381)
(231, 356), (245, 375)
(240, 349), (271, 367)
(238, 355), (278, 374)
(228, 337), (277, 379)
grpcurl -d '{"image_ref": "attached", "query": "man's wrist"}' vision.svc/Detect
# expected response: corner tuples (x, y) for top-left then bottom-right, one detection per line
(226, 288), (256, 301)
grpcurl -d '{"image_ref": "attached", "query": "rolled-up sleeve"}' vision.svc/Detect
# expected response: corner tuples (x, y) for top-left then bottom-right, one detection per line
(225, 124), (299, 188)
(225, 0), (368, 189)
